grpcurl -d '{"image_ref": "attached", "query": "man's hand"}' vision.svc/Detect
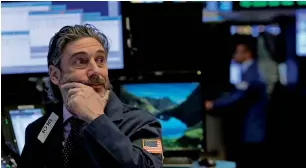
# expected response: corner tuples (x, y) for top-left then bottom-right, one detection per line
(205, 101), (214, 111)
(61, 82), (110, 123)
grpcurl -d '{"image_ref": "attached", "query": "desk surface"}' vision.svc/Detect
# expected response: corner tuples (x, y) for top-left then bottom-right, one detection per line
(163, 160), (236, 168)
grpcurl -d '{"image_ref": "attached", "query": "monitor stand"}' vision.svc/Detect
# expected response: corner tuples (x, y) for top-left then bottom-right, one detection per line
(163, 157), (192, 165)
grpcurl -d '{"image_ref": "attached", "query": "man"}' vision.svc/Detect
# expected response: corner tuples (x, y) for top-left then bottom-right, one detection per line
(205, 43), (268, 167)
(19, 24), (163, 168)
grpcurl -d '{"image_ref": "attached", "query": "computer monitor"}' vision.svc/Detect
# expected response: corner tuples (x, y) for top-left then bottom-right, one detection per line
(120, 82), (205, 152)
(1, 1), (124, 74)
(130, 1), (163, 3)
(230, 24), (281, 37)
(202, 1), (232, 23)
(296, 9), (306, 57)
(9, 108), (44, 155)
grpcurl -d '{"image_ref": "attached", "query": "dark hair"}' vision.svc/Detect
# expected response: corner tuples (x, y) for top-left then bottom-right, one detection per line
(234, 35), (257, 58)
(45, 24), (110, 102)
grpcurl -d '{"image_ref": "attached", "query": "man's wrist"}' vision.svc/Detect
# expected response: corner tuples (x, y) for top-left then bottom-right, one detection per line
(86, 113), (104, 123)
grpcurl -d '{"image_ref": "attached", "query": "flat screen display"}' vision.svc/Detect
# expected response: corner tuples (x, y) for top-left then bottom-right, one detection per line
(202, 1), (232, 23)
(230, 24), (281, 37)
(1, 1), (124, 74)
(120, 82), (204, 151)
(296, 10), (306, 57)
(9, 108), (44, 154)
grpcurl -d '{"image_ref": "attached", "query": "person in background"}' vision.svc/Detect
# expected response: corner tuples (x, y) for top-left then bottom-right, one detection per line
(19, 24), (163, 168)
(205, 42), (268, 168)
(257, 31), (279, 96)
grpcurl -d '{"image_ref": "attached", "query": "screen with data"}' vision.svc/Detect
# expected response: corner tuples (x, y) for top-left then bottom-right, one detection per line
(120, 82), (204, 151)
(230, 24), (281, 37)
(1, 1), (124, 74)
(202, 1), (232, 23)
(297, 10), (306, 57)
(9, 108), (44, 154)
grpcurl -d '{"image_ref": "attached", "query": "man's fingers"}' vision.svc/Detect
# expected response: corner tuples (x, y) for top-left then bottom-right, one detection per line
(67, 88), (82, 100)
(61, 82), (87, 90)
(102, 90), (110, 101)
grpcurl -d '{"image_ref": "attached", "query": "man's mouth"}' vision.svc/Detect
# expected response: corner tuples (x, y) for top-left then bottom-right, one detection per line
(87, 84), (105, 91)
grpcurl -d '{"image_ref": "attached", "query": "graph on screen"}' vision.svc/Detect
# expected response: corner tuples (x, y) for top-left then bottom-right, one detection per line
(1, 1), (124, 74)
(202, 1), (232, 23)
(230, 24), (281, 37)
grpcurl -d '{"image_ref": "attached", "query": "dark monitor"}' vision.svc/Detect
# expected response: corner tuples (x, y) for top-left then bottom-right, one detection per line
(296, 9), (306, 57)
(8, 107), (44, 155)
(1, 1), (124, 74)
(120, 82), (205, 153)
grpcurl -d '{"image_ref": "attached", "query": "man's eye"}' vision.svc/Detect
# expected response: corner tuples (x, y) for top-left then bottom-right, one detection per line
(96, 57), (105, 64)
(74, 58), (86, 65)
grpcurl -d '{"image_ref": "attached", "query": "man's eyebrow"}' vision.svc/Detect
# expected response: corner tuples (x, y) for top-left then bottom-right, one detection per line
(96, 50), (105, 55)
(71, 51), (87, 57)
(68, 51), (88, 62)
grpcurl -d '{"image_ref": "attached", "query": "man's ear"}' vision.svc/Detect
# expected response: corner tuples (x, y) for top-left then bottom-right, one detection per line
(49, 65), (60, 85)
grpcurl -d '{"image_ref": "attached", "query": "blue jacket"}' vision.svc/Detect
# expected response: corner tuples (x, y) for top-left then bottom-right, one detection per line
(213, 61), (268, 143)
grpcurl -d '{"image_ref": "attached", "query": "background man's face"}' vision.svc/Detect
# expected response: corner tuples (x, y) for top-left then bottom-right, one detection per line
(56, 37), (109, 96)
(233, 44), (250, 63)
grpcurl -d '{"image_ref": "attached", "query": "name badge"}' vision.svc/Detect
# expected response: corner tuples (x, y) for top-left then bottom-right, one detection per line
(37, 112), (59, 143)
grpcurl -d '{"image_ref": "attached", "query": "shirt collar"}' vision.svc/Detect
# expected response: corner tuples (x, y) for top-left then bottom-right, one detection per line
(63, 106), (73, 123)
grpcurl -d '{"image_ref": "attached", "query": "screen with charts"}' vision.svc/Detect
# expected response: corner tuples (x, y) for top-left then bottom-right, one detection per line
(1, 1), (124, 74)
(230, 24), (281, 37)
(202, 1), (232, 23)
(9, 108), (44, 155)
(296, 10), (306, 57)
(120, 82), (204, 151)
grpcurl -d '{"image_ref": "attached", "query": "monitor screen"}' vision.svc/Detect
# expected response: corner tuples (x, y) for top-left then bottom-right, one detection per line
(230, 24), (281, 37)
(130, 1), (163, 3)
(296, 10), (306, 57)
(120, 82), (204, 151)
(1, 1), (124, 74)
(202, 1), (232, 23)
(9, 108), (44, 154)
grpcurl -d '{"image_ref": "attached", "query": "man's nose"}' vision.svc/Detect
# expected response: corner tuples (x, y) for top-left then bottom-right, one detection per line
(87, 60), (99, 77)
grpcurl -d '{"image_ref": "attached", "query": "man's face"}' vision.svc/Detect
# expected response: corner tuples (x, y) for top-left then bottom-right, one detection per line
(50, 37), (109, 97)
(233, 44), (249, 63)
